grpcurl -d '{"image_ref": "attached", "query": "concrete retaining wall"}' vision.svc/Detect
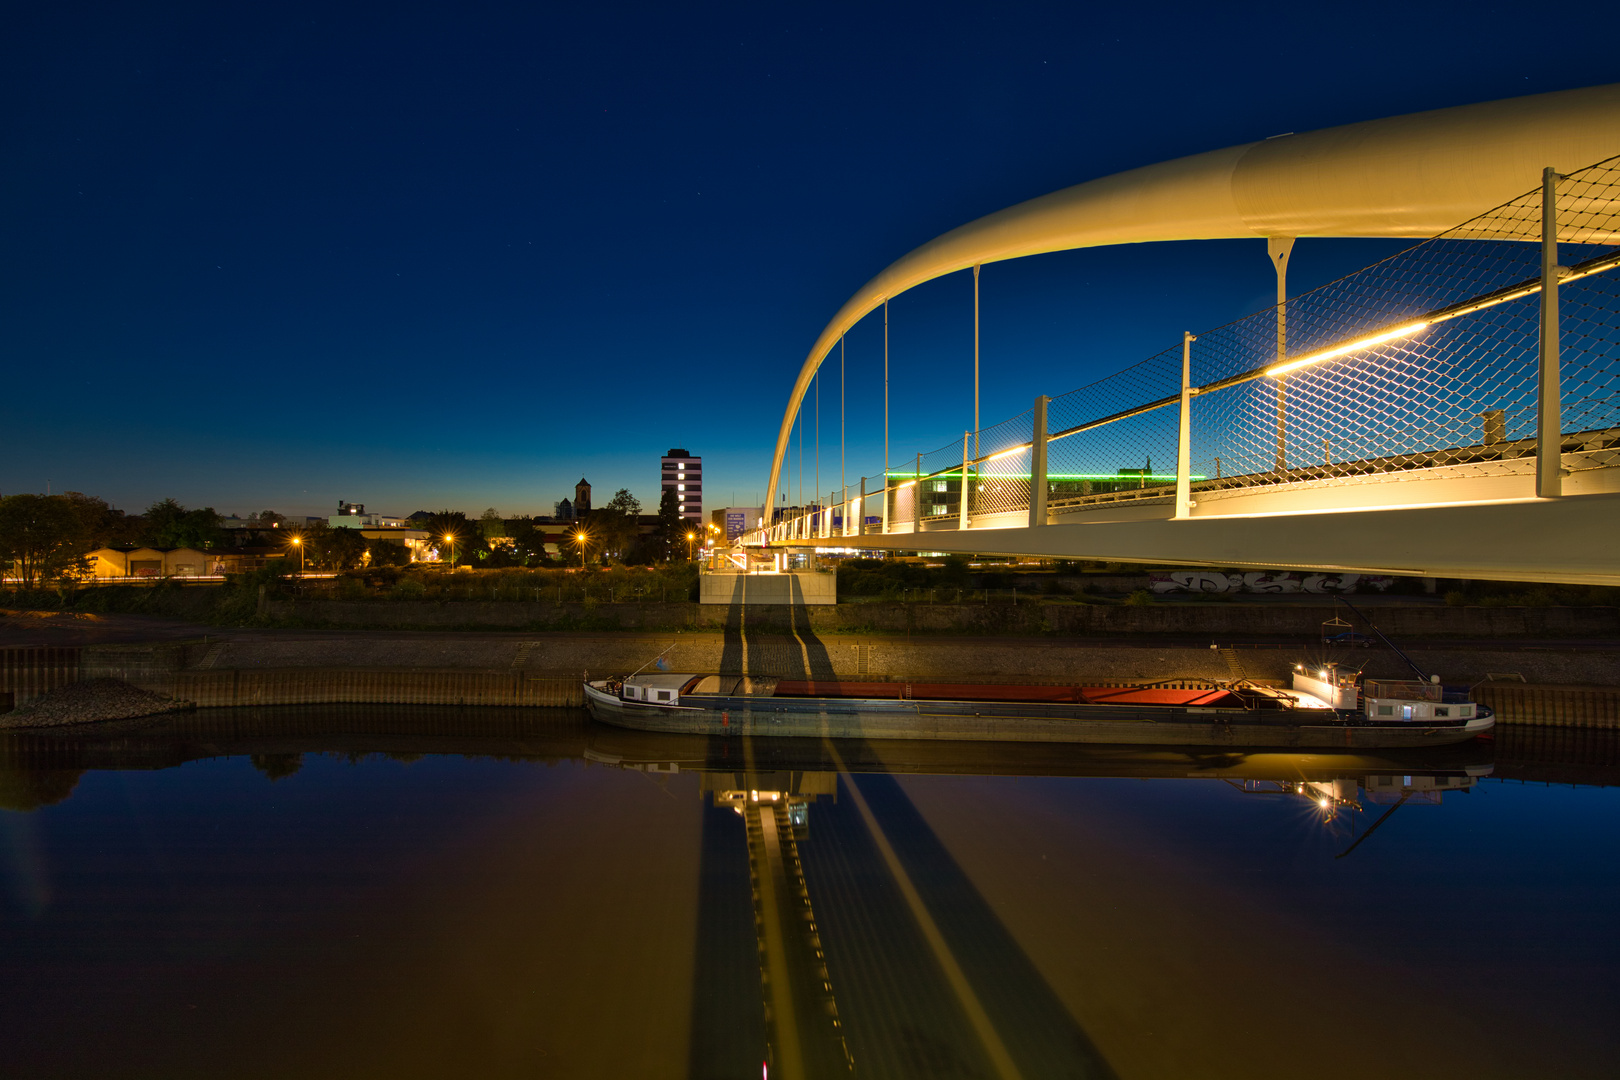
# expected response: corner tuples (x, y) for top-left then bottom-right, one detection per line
(700, 572), (837, 605)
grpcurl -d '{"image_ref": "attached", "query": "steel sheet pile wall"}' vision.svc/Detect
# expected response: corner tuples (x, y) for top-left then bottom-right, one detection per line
(0, 647), (82, 707)
(1475, 682), (1620, 727)
(171, 669), (583, 708)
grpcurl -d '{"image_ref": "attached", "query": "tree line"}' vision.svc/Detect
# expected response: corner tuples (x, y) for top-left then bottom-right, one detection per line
(0, 485), (701, 587)
(0, 493), (237, 587)
(427, 487), (693, 570)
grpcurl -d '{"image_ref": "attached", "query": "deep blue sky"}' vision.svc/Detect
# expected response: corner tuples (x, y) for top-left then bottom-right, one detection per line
(2, 2), (1614, 519)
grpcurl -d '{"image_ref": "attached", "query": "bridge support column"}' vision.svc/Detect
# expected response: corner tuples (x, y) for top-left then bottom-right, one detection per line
(960, 430), (971, 531)
(1537, 166), (1564, 499)
(1175, 331), (1197, 520)
(880, 476), (889, 534)
(856, 478), (864, 537)
(914, 453), (922, 532)
(1269, 236), (1295, 473)
(1029, 395), (1049, 528)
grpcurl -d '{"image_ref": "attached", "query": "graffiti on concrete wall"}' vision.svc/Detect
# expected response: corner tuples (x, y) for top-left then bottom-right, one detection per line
(1148, 571), (1394, 595)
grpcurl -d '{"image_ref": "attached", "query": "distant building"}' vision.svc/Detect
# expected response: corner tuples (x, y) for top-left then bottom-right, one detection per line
(661, 449), (702, 524)
(330, 501), (406, 529)
(574, 478), (592, 514)
(222, 513), (284, 530)
(84, 547), (279, 578)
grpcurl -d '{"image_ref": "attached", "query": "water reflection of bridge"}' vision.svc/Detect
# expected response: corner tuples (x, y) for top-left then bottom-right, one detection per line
(3, 710), (1616, 1077)
(686, 748), (1501, 1079)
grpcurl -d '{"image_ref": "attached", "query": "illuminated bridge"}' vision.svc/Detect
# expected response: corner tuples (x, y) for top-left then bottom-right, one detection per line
(744, 85), (1620, 585)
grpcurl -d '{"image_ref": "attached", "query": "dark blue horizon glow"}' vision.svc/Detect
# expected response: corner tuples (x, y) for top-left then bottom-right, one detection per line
(2, 2), (1614, 519)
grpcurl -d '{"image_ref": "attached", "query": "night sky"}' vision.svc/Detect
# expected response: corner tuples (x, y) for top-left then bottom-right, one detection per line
(3, 2), (1614, 519)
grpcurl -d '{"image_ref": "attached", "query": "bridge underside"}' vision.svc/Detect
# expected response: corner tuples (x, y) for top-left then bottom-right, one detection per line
(757, 471), (1620, 585)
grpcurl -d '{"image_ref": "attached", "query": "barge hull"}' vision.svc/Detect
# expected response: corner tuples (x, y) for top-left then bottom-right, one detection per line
(583, 685), (1491, 749)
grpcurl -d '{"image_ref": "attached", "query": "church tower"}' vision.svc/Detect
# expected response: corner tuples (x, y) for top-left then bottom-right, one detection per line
(574, 478), (592, 514)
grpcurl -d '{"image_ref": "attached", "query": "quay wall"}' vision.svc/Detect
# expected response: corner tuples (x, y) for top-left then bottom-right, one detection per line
(262, 598), (1620, 638)
(3, 638), (1620, 726)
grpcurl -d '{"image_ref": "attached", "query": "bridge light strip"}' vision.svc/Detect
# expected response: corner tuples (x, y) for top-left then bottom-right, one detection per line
(885, 472), (1204, 481)
(1264, 321), (1430, 378)
(1261, 248), (1620, 379)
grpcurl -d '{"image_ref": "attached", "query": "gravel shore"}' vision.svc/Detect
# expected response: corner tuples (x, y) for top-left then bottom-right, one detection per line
(0, 679), (193, 730)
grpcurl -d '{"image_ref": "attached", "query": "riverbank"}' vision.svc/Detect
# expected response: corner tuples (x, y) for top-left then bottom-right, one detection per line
(0, 678), (193, 730)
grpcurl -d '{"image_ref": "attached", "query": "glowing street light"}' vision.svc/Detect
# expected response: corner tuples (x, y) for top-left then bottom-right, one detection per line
(442, 533), (457, 570)
(289, 534), (305, 574)
(686, 531), (696, 560)
(576, 530), (589, 569)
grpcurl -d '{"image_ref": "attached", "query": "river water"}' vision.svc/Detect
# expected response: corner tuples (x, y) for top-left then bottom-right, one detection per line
(2, 707), (1617, 1079)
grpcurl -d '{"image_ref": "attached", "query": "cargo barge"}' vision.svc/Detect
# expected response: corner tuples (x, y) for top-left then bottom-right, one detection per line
(582, 668), (1494, 749)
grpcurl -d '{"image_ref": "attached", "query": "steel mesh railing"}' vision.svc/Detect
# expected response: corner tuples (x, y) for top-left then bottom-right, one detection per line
(758, 156), (1620, 543)
(1045, 355), (1183, 506)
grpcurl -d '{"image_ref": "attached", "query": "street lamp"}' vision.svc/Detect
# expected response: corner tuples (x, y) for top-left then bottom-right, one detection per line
(576, 530), (588, 569)
(686, 531), (695, 561)
(442, 533), (456, 570)
(290, 535), (305, 574)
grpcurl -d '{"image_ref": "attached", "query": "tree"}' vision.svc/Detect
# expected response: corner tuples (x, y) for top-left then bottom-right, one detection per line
(604, 489), (641, 517)
(0, 494), (93, 587)
(64, 492), (140, 548)
(141, 499), (225, 550)
(479, 508), (506, 541)
(318, 525), (368, 570)
(365, 537), (411, 568)
(420, 510), (485, 567)
(504, 517), (549, 566)
(655, 487), (682, 562)
(586, 489), (640, 562)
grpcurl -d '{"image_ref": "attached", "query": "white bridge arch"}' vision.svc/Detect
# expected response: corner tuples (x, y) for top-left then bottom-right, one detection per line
(753, 84), (1620, 584)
